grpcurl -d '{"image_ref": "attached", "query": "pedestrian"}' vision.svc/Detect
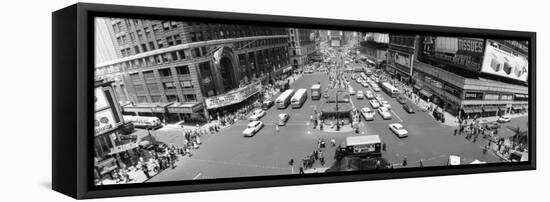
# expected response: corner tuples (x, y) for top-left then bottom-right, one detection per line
(299, 166), (305, 174)
(402, 157), (408, 167)
(330, 137), (336, 147)
(419, 159), (424, 167)
(289, 158), (294, 166)
(454, 129), (458, 136)
(142, 161), (150, 179)
(275, 124), (280, 133)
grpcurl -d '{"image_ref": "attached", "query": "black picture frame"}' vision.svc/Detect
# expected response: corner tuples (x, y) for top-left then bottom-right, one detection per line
(52, 3), (536, 199)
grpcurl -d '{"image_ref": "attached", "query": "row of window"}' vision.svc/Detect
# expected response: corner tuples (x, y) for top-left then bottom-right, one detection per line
(136, 93), (196, 103)
(390, 35), (416, 47)
(188, 27), (286, 43)
(130, 65), (191, 81)
(464, 91), (528, 101)
(134, 81), (194, 93)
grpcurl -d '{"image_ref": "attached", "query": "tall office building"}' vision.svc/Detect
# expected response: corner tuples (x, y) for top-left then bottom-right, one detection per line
(95, 18), (291, 122)
(288, 28), (317, 69)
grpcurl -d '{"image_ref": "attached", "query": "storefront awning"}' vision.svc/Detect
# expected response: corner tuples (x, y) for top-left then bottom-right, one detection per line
(167, 102), (204, 114)
(419, 89), (433, 98)
(483, 106), (499, 112)
(413, 85), (422, 90)
(123, 102), (173, 113)
(282, 66), (293, 73)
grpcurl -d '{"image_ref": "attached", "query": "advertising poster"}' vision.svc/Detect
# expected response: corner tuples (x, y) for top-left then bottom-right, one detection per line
(94, 108), (118, 136)
(481, 40), (529, 82)
(95, 87), (110, 111)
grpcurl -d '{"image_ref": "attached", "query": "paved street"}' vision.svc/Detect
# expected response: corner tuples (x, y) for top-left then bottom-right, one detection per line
(129, 69), (529, 182)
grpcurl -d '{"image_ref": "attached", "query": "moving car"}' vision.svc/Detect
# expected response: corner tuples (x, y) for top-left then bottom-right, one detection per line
(377, 106), (392, 120)
(261, 100), (274, 110)
(360, 107), (375, 121)
(375, 94), (384, 102)
(348, 87), (356, 95)
(397, 95), (408, 104)
(403, 103), (416, 113)
(248, 109), (266, 121)
(277, 113), (290, 126)
(497, 115), (511, 123)
(361, 81), (369, 87)
(357, 90), (365, 99)
(380, 101), (391, 109)
(389, 123), (408, 138)
(365, 90), (374, 99)
(369, 99), (380, 109)
(243, 121), (264, 137)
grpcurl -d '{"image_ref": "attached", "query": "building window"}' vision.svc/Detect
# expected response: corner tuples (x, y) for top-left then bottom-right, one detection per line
(137, 96), (147, 103)
(150, 95), (162, 102)
(166, 37), (174, 46)
(170, 21), (178, 29)
(134, 84), (146, 93)
(171, 51), (179, 61)
(152, 24), (160, 33)
(176, 65), (190, 75)
(143, 71), (155, 81)
(190, 32), (196, 42)
(141, 44), (148, 52)
(134, 46), (140, 54)
(513, 94), (528, 101)
(184, 94), (197, 102)
(194, 48), (202, 57)
(180, 81), (193, 88)
(500, 94), (513, 101)
(146, 83), (160, 92)
(136, 30), (143, 40)
(166, 95), (179, 102)
(484, 93), (500, 100)
(177, 50), (186, 60)
(464, 91), (484, 100)
(174, 35), (182, 44)
(159, 68), (172, 77)
(149, 41), (156, 50)
(162, 21), (170, 31)
(157, 39), (164, 48)
(163, 82), (177, 90)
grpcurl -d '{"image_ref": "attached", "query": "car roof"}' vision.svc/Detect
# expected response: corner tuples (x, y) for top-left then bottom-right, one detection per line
(391, 123), (403, 127)
(248, 121), (261, 126)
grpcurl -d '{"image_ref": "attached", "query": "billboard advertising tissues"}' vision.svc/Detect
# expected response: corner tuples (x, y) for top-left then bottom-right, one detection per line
(481, 40), (528, 82)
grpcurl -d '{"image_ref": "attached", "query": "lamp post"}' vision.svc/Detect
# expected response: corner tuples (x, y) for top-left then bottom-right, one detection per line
(336, 90), (340, 131)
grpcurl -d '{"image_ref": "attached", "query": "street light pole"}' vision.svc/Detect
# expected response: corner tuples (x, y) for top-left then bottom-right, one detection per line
(336, 90), (340, 131)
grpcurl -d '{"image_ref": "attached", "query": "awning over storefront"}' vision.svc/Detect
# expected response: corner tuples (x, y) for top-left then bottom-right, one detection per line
(413, 85), (422, 90)
(512, 104), (528, 111)
(167, 102), (204, 114)
(419, 89), (433, 98)
(282, 66), (293, 73)
(463, 106), (482, 113)
(205, 80), (262, 109)
(122, 102), (173, 113)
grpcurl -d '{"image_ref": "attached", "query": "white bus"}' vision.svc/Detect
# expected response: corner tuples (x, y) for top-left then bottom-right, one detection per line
(123, 115), (163, 129)
(381, 82), (399, 97)
(342, 135), (382, 157)
(311, 84), (322, 100)
(290, 88), (308, 108)
(276, 89), (295, 109)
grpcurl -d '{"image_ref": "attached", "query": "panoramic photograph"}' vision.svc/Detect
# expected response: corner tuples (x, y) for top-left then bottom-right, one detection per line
(93, 17), (530, 185)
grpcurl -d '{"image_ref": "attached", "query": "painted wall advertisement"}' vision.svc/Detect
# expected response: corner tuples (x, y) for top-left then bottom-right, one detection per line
(420, 36), (485, 72)
(205, 81), (262, 109)
(389, 50), (413, 75)
(95, 108), (119, 136)
(95, 87), (110, 111)
(481, 40), (529, 82)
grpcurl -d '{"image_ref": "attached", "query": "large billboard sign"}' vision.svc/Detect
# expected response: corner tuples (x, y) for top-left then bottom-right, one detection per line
(205, 81), (262, 109)
(95, 108), (119, 136)
(330, 40), (341, 47)
(389, 50), (413, 75)
(419, 36), (485, 72)
(95, 87), (110, 111)
(481, 40), (529, 82)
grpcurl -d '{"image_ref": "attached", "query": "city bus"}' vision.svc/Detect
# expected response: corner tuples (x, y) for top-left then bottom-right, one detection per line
(290, 88), (308, 108)
(123, 115), (163, 129)
(381, 82), (400, 98)
(311, 84), (322, 100)
(276, 89), (295, 109)
(341, 135), (382, 157)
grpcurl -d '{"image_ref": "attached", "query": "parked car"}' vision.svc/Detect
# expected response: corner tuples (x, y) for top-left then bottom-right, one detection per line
(365, 90), (374, 99)
(378, 106), (392, 120)
(357, 90), (364, 99)
(248, 109), (266, 121)
(243, 121), (264, 137)
(361, 82), (369, 87)
(375, 94), (384, 102)
(389, 123), (409, 138)
(497, 115), (511, 123)
(360, 107), (375, 121)
(369, 99), (380, 109)
(485, 122), (501, 130)
(261, 100), (274, 110)
(277, 113), (290, 126)
(403, 103), (416, 113)
(373, 86), (381, 92)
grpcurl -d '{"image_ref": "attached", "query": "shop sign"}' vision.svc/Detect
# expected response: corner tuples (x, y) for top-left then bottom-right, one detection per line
(205, 81), (262, 109)
(95, 109), (118, 136)
(109, 142), (139, 155)
(151, 107), (166, 113)
(118, 134), (138, 141)
(95, 87), (110, 111)
(389, 50), (413, 75)
(420, 37), (484, 72)
(481, 40), (529, 82)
